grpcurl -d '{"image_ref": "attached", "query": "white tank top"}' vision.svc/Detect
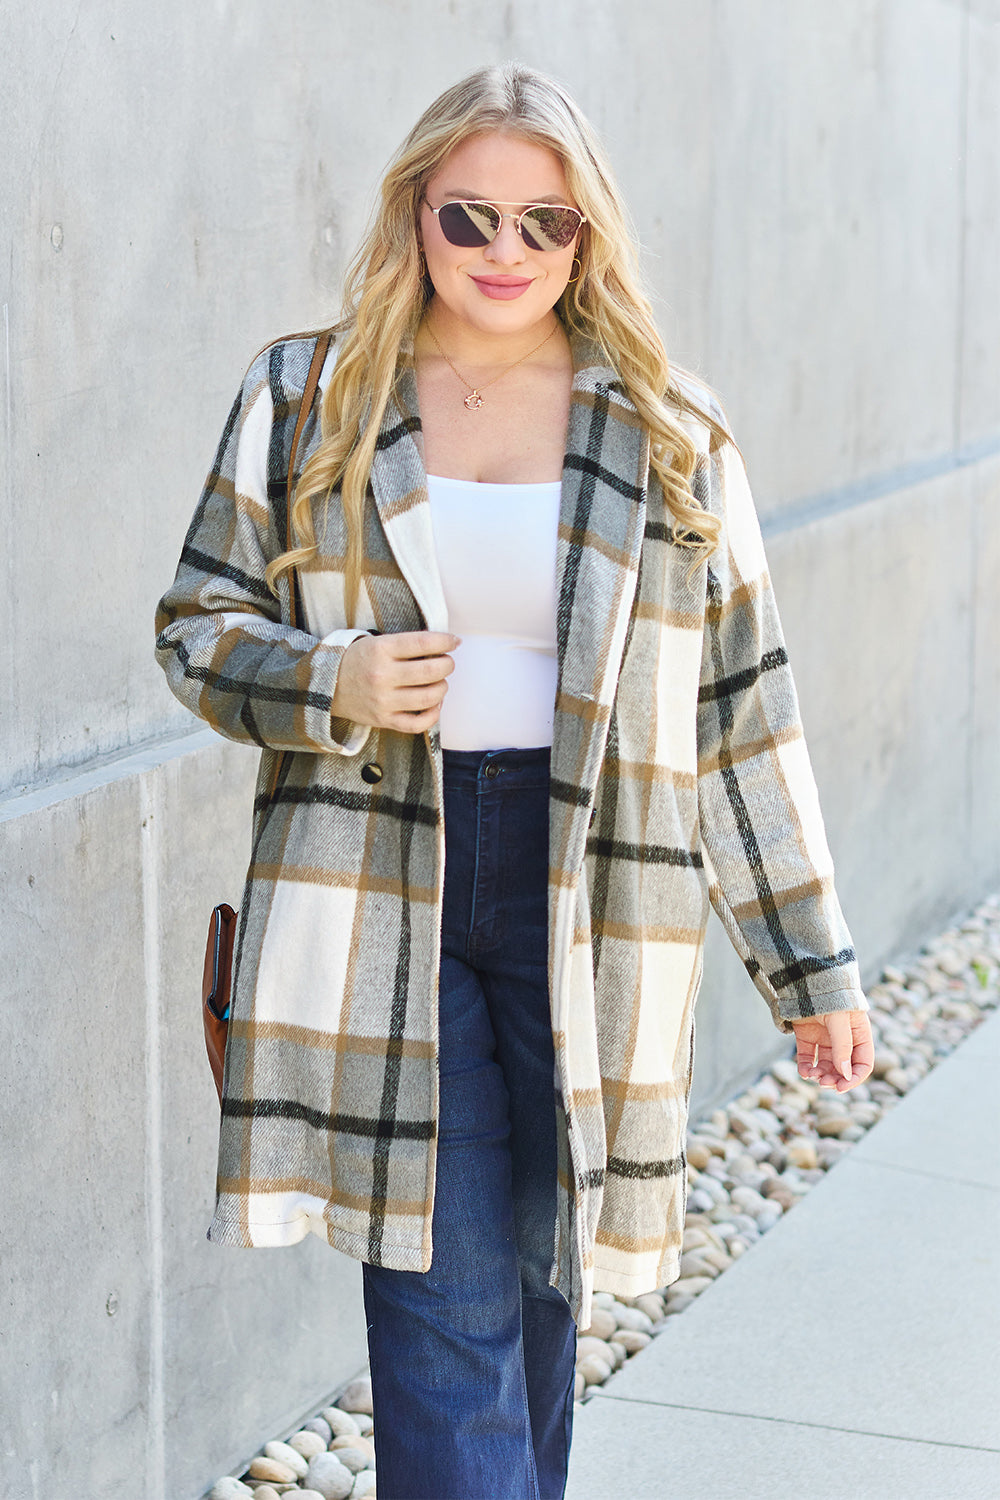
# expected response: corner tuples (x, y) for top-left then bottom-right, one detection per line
(426, 473), (561, 751)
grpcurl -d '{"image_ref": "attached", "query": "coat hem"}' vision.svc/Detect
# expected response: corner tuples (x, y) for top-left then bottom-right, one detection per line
(207, 1209), (431, 1271)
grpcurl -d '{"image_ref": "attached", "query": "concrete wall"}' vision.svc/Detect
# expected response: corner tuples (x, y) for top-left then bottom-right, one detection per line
(1, 2), (996, 1495)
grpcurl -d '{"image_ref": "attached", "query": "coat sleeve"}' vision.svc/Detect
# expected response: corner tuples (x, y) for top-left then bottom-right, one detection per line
(154, 345), (373, 757)
(695, 407), (869, 1034)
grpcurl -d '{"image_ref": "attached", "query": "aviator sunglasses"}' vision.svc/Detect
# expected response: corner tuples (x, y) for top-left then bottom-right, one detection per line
(426, 198), (587, 252)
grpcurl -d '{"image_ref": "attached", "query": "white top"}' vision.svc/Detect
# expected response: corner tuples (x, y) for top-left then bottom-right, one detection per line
(426, 473), (561, 751)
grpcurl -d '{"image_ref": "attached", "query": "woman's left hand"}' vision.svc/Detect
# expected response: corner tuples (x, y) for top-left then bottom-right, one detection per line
(790, 1009), (875, 1092)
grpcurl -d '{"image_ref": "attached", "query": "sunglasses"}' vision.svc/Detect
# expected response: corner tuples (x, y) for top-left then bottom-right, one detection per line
(426, 198), (586, 252)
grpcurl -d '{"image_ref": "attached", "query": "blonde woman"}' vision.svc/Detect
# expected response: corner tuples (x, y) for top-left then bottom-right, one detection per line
(156, 63), (873, 1500)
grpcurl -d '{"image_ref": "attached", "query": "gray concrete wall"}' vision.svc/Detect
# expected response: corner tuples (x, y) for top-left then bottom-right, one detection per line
(1, 2), (996, 1496)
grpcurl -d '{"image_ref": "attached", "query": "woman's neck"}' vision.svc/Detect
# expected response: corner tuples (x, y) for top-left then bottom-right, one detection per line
(416, 298), (566, 372)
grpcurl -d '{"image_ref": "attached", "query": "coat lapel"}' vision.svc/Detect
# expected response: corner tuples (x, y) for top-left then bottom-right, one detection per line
(551, 338), (650, 817)
(366, 332), (650, 833)
(367, 352), (450, 633)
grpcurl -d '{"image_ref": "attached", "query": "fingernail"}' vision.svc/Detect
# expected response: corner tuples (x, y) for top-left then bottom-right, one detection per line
(840, 1060), (852, 1081)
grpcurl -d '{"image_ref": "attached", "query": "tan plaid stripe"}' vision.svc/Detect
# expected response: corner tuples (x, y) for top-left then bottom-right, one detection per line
(155, 330), (866, 1328)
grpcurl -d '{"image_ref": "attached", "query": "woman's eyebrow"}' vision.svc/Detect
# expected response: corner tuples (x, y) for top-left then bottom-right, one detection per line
(438, 189), (570, 204)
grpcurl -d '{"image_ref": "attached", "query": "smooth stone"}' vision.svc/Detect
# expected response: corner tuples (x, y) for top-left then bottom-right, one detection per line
(679, 1251), (721, 1279)
(612, 1305), (655, 1333)
(331, 1446), (372, 1474)
(839, 1124), (867, 1142)
(816, 1114), (852, 1137)
(785, 1139), (819, 1170)
(303, 1418), (334, 1444)
(580, 1306), (617, 1341)
(686, 1140), (714, 1169)
(578, 1353), (613, 1385)
(872, 1048), (902, 1078)
(686, 1186), (716, 1213)
(299, 1493), (329, 1500)
(770, 1057), (801, 1086)
(756, 1202), (784, 1230)
(745, 1137), (775, 1163)
(574, 1370), (586, 1401)
(336, 1377), (374, 1416)
(682, 1223), (722, 1252)
(350, 1475), (378, 1500)
(615, 1329), (652, 1353)
(210, 1482), (254, 1500)
(352, 1414), (374, 1438)
(664, 1293), (696, 1314)
(577, 1334), (614, 1362)
(264, 1442), (309, 1478)
(322, 1408), (361, 1438)
(592, 1291), (619, 1309)
(667, 1275), (714, 1297)
(250, 1489), (281, 1500)
(306, 1452), (355, 1500)
(332, 1434), (376, 1464)
(607, 1339), (628, 1369)
(633, 1293), (666, 1323)
(289, 1431), (329, 1460)
(884, 1067), (912, 1093)
(729, 1186), (769, 1216)
(248, 1459), (298, 1484)
(817, 1138), (850, 1166)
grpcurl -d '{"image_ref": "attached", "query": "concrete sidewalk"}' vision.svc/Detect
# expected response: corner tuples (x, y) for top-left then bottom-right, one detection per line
(566, 1009), (1000, 1500)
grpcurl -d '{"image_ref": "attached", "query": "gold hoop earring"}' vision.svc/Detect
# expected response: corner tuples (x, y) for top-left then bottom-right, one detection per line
(567, 254), (582, 285)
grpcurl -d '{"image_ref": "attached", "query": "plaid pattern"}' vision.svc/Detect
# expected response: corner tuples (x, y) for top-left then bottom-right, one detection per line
(155, 330), (867, 1328)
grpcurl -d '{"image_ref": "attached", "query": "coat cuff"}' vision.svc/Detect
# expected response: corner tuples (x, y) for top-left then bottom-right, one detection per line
(317, 628), (375, 757)
(774, 985), (871, 1034)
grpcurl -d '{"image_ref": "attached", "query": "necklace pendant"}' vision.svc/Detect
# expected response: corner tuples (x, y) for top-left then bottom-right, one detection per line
(464, 389), (484, 411)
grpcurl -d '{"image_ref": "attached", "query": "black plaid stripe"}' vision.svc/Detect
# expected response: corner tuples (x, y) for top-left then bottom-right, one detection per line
(155, 329), (863, 1327)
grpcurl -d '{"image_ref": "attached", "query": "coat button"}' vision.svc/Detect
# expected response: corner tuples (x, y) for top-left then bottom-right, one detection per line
(361, 761), (384, 784)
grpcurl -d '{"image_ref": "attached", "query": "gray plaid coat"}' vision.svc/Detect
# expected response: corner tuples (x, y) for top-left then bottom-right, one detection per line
(155, 328), (867, 1328)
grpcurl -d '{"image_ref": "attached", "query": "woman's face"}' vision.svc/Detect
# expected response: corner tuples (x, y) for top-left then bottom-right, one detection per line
(418, 131), (581, 341)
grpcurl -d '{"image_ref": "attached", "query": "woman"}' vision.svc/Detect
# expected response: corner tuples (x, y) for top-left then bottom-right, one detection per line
(156, 63), (873, 1500)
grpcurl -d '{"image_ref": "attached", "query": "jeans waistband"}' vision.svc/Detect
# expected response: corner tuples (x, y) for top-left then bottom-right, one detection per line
(441, 745), (551, 792)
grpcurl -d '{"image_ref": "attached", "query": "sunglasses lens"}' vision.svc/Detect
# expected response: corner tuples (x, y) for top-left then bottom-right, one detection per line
(437, 201), (501, 247)
(520, 206), (581, 251)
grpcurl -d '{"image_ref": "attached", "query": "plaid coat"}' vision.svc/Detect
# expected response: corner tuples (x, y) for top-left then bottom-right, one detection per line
(155, 328), (867, 1328)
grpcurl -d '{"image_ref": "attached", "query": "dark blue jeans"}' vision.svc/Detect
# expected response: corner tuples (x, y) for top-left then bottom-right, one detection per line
(362, 746), (578, 1500)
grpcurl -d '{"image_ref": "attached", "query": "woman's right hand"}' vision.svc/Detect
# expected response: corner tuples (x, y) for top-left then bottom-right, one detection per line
(331, 631), (461, 734)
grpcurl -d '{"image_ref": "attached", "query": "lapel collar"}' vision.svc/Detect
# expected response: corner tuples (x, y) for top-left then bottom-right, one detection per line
(367, 340), (450, 632)
(551, 333), (650, 816)
(367, 328), (650, 809)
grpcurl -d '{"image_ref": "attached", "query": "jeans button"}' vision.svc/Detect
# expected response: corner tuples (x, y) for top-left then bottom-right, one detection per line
(484, 762), (501, 779)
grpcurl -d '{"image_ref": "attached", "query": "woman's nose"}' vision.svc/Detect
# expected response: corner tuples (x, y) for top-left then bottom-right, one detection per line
(484, 216), (526, 265)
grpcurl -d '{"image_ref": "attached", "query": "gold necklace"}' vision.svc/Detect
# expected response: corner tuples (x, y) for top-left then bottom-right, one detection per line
(422, 319), (560, 410)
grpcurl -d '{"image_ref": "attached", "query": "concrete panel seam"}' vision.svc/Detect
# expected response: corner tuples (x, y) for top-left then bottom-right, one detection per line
(0, 727), (220, 824)
(140, 776), (166, 1500)
(587, 1395), (1000, 1452)
(761, 434), (1000, 539)
(838, 1155), (1000, 1194)
(953, 1), (971, 453)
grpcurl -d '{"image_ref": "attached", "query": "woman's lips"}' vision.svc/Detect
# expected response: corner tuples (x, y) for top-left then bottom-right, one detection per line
(470, 276), (534, 300)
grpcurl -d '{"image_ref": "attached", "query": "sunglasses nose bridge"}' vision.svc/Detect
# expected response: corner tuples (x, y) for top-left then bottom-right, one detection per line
(484, 210), (527, 259)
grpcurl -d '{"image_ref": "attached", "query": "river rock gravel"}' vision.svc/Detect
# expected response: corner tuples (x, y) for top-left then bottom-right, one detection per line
(206, 892), (999, 1499)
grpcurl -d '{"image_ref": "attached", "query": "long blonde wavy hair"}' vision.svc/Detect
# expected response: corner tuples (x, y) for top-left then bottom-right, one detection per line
(267, 63), (731, 620)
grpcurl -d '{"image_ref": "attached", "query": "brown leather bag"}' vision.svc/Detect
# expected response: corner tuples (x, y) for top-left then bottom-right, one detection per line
(200, 331), (332, 1103)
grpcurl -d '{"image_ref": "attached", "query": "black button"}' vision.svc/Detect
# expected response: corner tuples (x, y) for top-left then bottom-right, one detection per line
(484, 763), (501, 779)
(361, 761), (383, 784)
